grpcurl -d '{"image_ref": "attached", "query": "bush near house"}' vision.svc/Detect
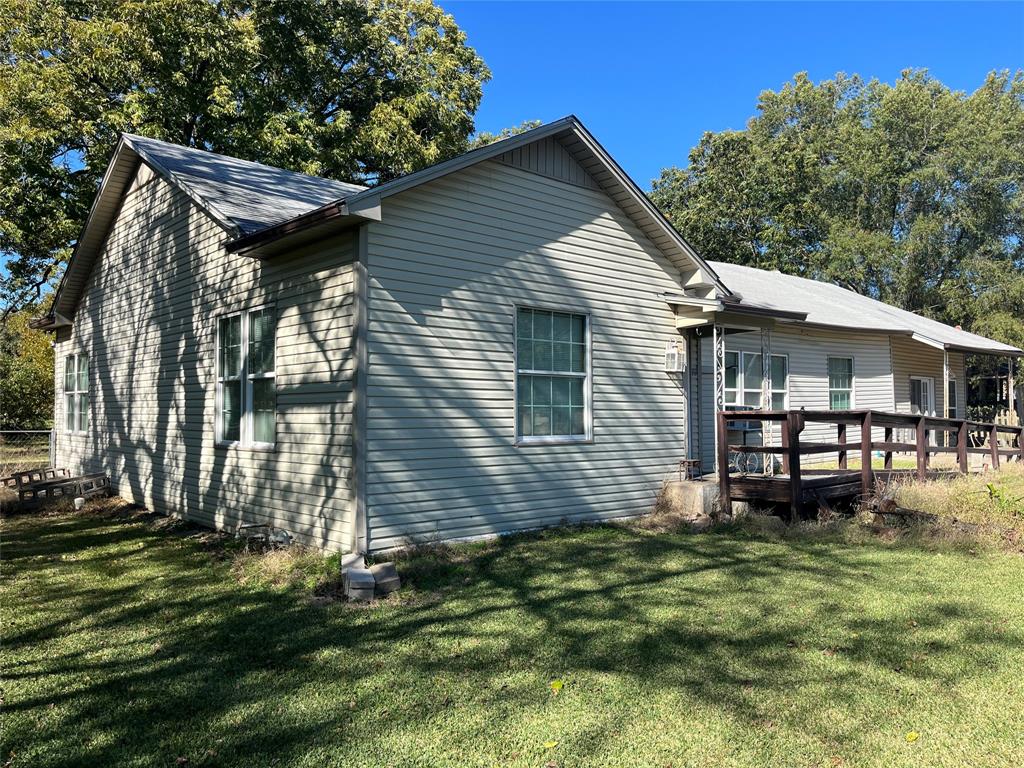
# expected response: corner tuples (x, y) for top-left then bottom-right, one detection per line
(3, 499), (1023, 767)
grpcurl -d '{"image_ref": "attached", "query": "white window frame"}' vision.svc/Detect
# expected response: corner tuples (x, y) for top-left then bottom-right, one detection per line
(827, 356), (856, 410)
(514, 305), (593, 446)
(215, 305), (276, 450)
(724, 351), (789, 410)
(947, 377), (958, 419)
(63, 353), (89, 435)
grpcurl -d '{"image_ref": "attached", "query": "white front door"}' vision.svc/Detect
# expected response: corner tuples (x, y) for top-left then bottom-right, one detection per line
(910, 376), (935, 416)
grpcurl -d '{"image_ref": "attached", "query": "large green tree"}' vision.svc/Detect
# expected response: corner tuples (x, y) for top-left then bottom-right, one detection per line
(0, 0), (489, 319)
(651, 70), (1024, 345)
(0, 306), (54, 428)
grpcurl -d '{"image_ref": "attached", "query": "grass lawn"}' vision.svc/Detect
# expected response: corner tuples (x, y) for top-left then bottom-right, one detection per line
(3, 506), (1024, 767)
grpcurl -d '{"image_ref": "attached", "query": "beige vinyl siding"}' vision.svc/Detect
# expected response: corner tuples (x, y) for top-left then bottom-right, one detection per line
(697, 326), (896, 469)
(364, 159), (688, 551)
(497, 135), (601, 190)
(53, 165), (356, 550)
(891, 336), (965, 417)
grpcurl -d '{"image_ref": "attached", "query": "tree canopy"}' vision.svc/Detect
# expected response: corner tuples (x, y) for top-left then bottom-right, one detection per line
(651, 70), (1024, 346)
(0, 0), (490, 319)
(0, 306), (53, 428)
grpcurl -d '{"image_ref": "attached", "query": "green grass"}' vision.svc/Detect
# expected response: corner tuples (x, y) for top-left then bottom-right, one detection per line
(3, 506), (1024, 767)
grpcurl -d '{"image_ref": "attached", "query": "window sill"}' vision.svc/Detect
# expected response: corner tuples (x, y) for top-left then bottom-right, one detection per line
(215, 441), (277, 453)
(515, 436), (593, 447)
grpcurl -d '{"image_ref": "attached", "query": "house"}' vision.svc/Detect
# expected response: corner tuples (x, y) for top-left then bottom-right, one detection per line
(34, 117), (1022, 552)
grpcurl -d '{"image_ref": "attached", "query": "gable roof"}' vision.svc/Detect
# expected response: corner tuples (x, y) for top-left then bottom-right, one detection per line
(37, 116), (729, 328)
(225, 116), (731, 296)
(123, 134), (366, 236)
(709, 261), (1021, 356)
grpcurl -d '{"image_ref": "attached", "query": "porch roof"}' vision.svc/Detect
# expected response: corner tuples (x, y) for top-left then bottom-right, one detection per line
(706, 261), (1022, 357)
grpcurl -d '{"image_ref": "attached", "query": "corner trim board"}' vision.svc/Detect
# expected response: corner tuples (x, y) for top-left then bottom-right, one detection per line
(352, 224), (370, 553)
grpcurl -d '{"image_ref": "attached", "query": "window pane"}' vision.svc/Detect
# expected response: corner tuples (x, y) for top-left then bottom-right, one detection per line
(64, 356), (76, 392)
(518, 407), (533, 437)
(252, 379), (275, 444)
(725, 352), (739, 390)
(553, 313), (571, 341)
(743, 391), (761, 408)
(570, 407), (585, 435)
(771, 356), (787, 390)
(219, 316), (241, 377)
(77, 356), (89, 392)
(571, 315), (585, 344)
(533, 311), (552, 340)
(570, 378), (585, 407)
(533, 376), (551, 406)
(724, 390), (738, 405)
(66, 394), (77, 431)
(533, 406), (551, 436)
(552, 341), (572, 372)
(744, 353), (763, 391)
(532, 340), (552, 371)
(771, 393), (786, 410)
(77, 394), (89, 432)
(222, 381), (242, 441)
(552, 406), (570, 435)
(830, 391), (851, 410)
(248, 309), (275, 374)
(551, 377), (571, 406)
(570, 343), (585, 373)
(516, 307), (532, 338)
(516, 335), (533, 370)
(828, 357), (853, 376)
(517, 375), (532, 406)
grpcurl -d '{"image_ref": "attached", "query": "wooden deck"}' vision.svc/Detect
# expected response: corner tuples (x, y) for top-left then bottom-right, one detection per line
(717, 409), (1024, 519)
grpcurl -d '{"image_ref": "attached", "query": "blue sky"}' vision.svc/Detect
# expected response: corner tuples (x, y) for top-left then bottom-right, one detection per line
(447, 1), (1024, 188)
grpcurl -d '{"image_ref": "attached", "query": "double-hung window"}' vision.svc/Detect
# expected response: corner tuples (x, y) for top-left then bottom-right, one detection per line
(64, 353), (89, 433)
(827, 357), (855, 410)
(724, 351), (788, 409)
(515, 307), (590, 443)
(217, 307), (276, 447)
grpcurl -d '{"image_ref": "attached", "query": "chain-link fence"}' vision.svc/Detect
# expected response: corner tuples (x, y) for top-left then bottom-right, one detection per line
(0, 430), (54, 478)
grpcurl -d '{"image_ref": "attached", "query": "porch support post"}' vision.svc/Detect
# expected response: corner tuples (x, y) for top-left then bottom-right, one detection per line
(760, 327), (773, 475)
(943, 349), (950, 419)
(1009, 356), (1017, 425)
(712, 323), (726, 471)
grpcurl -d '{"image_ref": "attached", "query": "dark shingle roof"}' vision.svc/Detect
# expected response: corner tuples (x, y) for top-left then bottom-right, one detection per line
(124, 134), (366, 236)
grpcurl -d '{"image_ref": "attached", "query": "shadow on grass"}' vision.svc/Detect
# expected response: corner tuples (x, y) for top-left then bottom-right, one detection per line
(2, 510), (1022, 767)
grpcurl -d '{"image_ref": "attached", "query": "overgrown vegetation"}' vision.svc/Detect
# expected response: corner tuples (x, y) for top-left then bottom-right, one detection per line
(893, 464), (1024, 537)
(3, 499), (1023, 767)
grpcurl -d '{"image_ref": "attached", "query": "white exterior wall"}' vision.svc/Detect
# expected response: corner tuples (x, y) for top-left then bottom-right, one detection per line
(363, 159), (689, 551)
(696, 326), (897, 469)
(54, 165), (357, 549)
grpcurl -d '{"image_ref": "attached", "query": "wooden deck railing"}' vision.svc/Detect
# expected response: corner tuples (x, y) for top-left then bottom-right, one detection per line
(716, 409), (1024, 518)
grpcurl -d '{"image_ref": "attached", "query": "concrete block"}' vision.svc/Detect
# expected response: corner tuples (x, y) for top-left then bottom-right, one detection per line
(340, 552), (365, 573)
(345, 567), (375, 602)
(370, 562), (401, 595)
(661, 481), (720, 519)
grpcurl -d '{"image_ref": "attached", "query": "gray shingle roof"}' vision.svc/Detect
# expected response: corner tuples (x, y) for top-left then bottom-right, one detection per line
(710, 261), (1020, 355)
(124, 134), (366, 236)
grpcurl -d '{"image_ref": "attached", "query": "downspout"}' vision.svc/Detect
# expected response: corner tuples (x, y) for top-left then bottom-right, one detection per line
(351, 223), (370, 554)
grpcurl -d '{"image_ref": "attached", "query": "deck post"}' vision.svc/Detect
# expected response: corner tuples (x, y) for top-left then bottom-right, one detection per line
(786, 412), (803, 521)
(884, 427), (893, 470)
(860, 411), (873, 498)
(717, 411), (731, 512)
(957, 420), (968, 474)
(916, 416), (928, 481)
(780, 417), (791, 475)
(990, 424), (1000, 470)
(837, 423), (847, 469)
